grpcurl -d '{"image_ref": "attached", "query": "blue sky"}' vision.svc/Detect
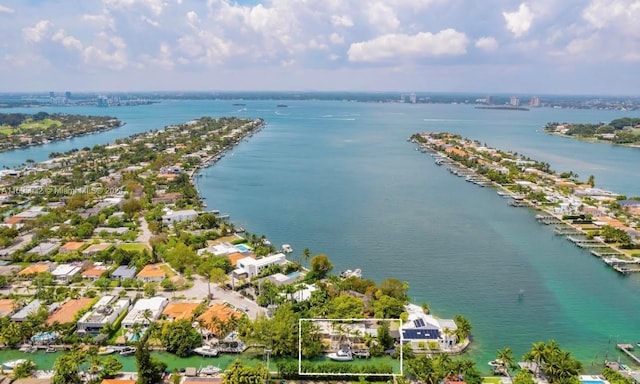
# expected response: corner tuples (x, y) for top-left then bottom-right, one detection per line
(1, 0), (639, 94)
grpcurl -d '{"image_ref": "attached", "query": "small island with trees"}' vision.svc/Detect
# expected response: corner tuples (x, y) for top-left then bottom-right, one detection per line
(543, 117), (640, 146)
(0, 112), (122, 152)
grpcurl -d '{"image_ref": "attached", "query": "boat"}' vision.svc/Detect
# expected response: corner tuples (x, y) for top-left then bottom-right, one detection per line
(281, 244), (293, 253)
(19, 345), (37, 353)
(276, 104), (288, 108)
(3, 359), (29, 369)
(199, 365), (222, 375)
(97, 347), (116, 355)
(45, 347), (56, 353)
(488, 359), (504, 367)
(119, 346), (137, 356)
(193, 345), (219, 357)
(327, 348), (353, 362)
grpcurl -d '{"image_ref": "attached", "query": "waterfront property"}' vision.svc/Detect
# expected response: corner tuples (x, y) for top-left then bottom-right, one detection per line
(121, 296), (169, 330)
(401, 303), (458, 352)
(77, 296), (130, 335)
(162, 209), (199, 225)
(234, 253), (287, 278)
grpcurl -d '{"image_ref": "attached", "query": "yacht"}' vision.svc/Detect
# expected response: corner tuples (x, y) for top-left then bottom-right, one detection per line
(45, 347), (56, 353)
(327, 348), (353, 362)
(119, 346), (137, 356)
(193, 345), (219, 357)
(199, 365), (222, 375)
(488, 359), (504, 367)
(3, 359), (29, 369)
(281, 244), (293, 253)
(97, 347), (116, 355)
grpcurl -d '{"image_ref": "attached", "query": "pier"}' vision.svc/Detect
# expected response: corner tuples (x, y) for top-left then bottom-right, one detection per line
(617, 344), (640, 364)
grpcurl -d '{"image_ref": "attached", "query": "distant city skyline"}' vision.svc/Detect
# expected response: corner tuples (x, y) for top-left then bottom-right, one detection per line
(1, 0), (639, 95)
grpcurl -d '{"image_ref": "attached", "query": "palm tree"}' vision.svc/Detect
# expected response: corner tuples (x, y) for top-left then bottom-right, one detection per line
(525, 341), (547, 377)
(496, 347), (515, 376)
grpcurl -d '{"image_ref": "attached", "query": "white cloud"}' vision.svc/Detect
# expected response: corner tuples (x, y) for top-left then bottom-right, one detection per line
(103, 0), (167, 15)
(503, 3), (534, 38)
(366, 2), (400, 33)
(52, 29), (83, 51)
(475, 37), (498, 52)
(329, 33), (344, 45)
(308, 38), (328, 50)
(348, 29), (468, 62)
(186, 11), (200, 28)
(0, 4), (14, 13)
(82, 14), (116, 31)
(330, 14), (354, 27)
(22, 20), (53, 43)
(83, 33), (128, 70)
(141, 15), (160, 27)
(140, 42), (174, 69)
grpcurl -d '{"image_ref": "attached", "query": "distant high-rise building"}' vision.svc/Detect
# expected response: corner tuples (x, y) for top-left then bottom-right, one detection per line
(529, 96), (540, 107)
(510, 96), (520, 107)
(49, 91), (55, 98)
(409, 93), (417, 104)
(65, 91), (71, 100)
(485, 95), (493, 105)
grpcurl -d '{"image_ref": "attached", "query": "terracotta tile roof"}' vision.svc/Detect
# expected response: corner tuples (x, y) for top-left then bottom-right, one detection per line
(82, 266), (108, 278)
(162, 302), (201, 321)
(46, 297), (94, 324)
(137, 264), (166, 279)
(197, 303), (241, 335)
(0, 298), (15, 316)
(18, 263), (52, 276)
(5, 216), (28, 225)
(60, 241), (85, 251)
(227, 252), (245, 267)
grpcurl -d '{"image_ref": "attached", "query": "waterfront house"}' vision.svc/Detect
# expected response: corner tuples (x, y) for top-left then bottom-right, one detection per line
(77, 295), (130, 334)
(46, 297), (94, 325)
(136, 264), (167, 283)
(111, 265), (136, 280)
(197, 303), (242, 337)
(162, 209), (198, 224)
(162, 301), (201, 321)
(11, 299), (44, 322)
(236, 253), (287, 278)
(121, 296), (169, 329)
(401, 303), (458, 350)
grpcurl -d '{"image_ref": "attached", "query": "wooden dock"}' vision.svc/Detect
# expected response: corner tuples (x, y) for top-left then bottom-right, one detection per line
(617, 344), (640, 364)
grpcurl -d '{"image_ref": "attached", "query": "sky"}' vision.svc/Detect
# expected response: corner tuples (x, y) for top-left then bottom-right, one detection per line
(1, 0), (639, 94)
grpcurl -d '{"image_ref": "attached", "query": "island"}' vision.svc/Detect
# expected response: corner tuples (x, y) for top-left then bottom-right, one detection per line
(543, 117), (640, 146)
(412, 132), (640, 275)
(0, 112), (123, 152)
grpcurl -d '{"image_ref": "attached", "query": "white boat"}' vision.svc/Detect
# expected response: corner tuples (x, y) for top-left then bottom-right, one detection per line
(281, 244), (293, 253)
(193, 345), (219, 357)
(97, 347), (116, 355)
(488, 359), (504, 367)
(327, 349), (353, 362)
(199, 365), (222, 375)
(119, 346), (137, 356)
(3, 359), (29, 369)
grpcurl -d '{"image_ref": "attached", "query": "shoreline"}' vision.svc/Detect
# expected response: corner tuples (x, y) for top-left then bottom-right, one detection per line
(543, 130), (640, 149)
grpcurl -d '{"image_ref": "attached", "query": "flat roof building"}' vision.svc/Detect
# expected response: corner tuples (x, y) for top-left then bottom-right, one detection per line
(77, 296), (130, 334)
(122, 297), (168, 329)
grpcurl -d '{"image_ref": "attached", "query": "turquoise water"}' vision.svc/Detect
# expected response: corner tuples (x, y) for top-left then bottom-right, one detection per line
(2, 100), (640, 373)
(235, 244), (251, 252)
(287, 272), (301, 279)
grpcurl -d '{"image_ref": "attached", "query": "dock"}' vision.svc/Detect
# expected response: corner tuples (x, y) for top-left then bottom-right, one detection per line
(617, 344), (640, 364)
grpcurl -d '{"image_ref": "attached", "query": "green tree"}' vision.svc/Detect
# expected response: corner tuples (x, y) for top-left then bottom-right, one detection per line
(513, 370), (536, 384)
(101, 355), (123, 380)
(377, 321), (394, 350)
(309, 253), (333, 280)
(12, 360), (37, 379)
(454, 314), (472, 341)
(52, 350), (85, 384)
(377, 278), (409, 301)
(136, 325), (167, 384)
(160, 319), (203, 357)
(300, 320), (323, 359)
(223, 359), (270, 384)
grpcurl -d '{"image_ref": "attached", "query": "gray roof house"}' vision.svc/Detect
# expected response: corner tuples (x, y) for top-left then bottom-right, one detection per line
(111, 265), (136, 279)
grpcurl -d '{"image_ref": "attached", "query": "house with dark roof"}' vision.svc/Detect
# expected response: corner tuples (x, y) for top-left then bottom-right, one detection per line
(111, 265), (136, 280)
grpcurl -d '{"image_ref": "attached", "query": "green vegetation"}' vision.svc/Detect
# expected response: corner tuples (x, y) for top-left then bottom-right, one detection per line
(544, 118), (640, 145)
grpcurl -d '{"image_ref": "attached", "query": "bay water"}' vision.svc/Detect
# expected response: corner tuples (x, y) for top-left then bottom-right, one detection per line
(2, 100), (640, 372)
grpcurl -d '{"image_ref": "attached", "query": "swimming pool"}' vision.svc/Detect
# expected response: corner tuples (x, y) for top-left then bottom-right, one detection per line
(235, 244), (251, 252)
(579, 375), (609, 384)
(287, 271), (301, 279)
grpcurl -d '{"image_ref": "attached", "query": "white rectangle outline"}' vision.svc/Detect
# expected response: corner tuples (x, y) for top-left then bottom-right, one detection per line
(298, 318), (404, 377)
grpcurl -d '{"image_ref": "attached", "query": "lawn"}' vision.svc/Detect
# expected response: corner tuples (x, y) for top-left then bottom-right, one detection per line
(159, 263), (176, 278)
(0, 126), (15, 135)
(19, 119), (62, 131)
(482, 377), (505, 384)
(118, 243), (149, 252)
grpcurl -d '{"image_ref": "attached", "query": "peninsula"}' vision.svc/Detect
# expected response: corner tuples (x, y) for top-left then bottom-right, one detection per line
(0, 112), (122, 152)
(544, 117), (640, 146)
(412, 132), (640, 275)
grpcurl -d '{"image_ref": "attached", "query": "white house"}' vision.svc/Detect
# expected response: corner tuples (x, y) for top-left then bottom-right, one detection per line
(77, 296), (130, 334)
(401, 303), (457, 350)
(121, 296), (169, 329)
(162, 209), (198, 225)
(236, 253), (287, 278)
